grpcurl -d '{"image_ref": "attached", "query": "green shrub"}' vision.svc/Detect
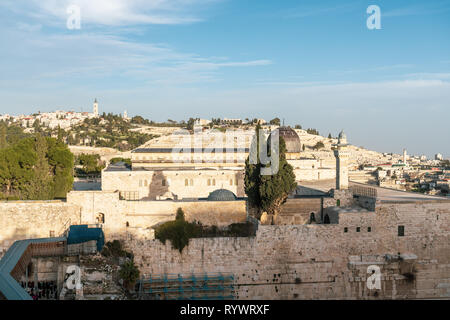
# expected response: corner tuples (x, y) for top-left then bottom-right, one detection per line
(119, 260), (140, 289)
(101, 240), (133, 259)
(175, 207), (185, 221)
(155, 219), (202, 252)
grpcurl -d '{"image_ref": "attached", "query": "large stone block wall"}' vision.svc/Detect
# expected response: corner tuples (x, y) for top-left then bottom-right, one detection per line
(66, 191), (247, 239)
(0, 201), (81, 257)
(126, 201), (450, 299)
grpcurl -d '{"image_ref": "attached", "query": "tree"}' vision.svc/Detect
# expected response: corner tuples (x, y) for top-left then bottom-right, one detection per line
(28, 134), (53, 200)
(244, 125), (297, 218)
(313, 141), (325, 150)
(119, 260), (140, 290)
(176, 207), (185, 221)
(186, 118), (195, 131)
(328, 133), (332, 139)
(0, 125), (7, 149)
(294, 125), (302, 129)
(269, 118), (280, 126)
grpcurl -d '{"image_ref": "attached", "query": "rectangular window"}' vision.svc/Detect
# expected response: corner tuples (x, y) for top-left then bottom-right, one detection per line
(162, 179), (166, 186)
(356, 227), (360, 232)
(207, 179), (211, 186)
(398, 225), (405, 237)
(344, 227), (348, 233)
(49, 230), (55, 237)
(367, 227), (371, 232)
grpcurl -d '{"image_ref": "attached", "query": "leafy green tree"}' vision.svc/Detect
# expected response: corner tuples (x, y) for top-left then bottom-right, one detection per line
(313, 141), (325, 150)
(244, 125), (297, 217)
(186, 118), (196, 131)
(119, 260), (140, 290)
(269, 117), (281, 126)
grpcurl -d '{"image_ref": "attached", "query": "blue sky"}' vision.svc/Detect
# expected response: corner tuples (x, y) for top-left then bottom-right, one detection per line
(0, 0), (449, 158)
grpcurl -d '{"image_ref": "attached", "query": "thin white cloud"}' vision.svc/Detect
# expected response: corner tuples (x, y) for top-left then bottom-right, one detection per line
(383, 1), (450, 17)
(1, 0), (220, 26)
(405, 73), (450, 80)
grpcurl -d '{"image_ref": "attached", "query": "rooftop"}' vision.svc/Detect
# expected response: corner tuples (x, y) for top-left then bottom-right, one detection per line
(297, 180), (450, 203)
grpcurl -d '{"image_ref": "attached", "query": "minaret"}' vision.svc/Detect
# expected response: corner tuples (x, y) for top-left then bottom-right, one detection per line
(403, 149), (407, 164)
(333, 130), (349, 190)
(93, 98), (99, 117)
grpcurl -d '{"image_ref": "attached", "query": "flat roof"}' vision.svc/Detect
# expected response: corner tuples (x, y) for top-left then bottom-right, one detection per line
(297, 180), (450, 203)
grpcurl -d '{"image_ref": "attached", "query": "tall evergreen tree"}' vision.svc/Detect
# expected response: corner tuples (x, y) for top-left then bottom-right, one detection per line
(0, 125), (7, 149)
(245, 125), (297, 218)
(28, 134), (53, 199)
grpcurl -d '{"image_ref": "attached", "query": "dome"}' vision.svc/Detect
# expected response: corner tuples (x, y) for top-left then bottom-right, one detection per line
(276, 126), (302, 153)
(207, 189), (237, 201)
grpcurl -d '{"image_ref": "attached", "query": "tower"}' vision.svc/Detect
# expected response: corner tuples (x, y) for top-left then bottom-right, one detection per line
(403, 149), (407, 164)
(93, 98), (99, 117)
(333, 130), (349, 190)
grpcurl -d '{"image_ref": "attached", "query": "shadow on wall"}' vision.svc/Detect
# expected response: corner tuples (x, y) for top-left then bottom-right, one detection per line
(145, 171), (170, 200)
(235, 171), (245, 197)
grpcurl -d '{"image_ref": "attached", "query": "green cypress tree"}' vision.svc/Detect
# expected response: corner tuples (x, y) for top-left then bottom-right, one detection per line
(245, 125), (297, 218)
(0, 125), (7, 149)
(28, 134), (53, 199)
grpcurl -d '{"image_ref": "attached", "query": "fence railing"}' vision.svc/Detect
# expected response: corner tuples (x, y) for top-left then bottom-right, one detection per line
(350, 185), (378, 198)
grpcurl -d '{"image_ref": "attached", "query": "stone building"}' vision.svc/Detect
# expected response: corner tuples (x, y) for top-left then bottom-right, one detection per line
(101, 127), (336, 200)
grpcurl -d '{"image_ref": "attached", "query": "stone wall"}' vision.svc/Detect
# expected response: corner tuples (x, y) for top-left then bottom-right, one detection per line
(66, 191), (247, 239)
(0, 201), (81, 257)
(1, 192), (246, 258)
(126, 201), (450, 299)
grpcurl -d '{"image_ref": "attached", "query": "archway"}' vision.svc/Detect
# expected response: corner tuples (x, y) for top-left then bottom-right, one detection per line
(323, 214), (330, 224)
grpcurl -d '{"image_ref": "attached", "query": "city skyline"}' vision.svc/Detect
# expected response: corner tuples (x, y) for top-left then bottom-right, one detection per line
(0, 0), (449, 158)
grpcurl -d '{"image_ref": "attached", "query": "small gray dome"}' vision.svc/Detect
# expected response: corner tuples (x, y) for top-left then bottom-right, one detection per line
(207, 189), (237, 201)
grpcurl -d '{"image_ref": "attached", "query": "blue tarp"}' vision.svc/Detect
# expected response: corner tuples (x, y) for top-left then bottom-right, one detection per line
(67, 225), (105, 252)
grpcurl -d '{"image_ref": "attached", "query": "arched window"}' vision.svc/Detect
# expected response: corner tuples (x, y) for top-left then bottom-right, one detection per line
(185, 179), (189, 186)
(190, 179), (194, 186)
(96, 213), (105, 224)
(144, 180), (148, 187)
(207, 179), (211, 186)
(323, 214), (330, 224)
(212, 179), (216, 186)
(309, 212), (316, 223)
